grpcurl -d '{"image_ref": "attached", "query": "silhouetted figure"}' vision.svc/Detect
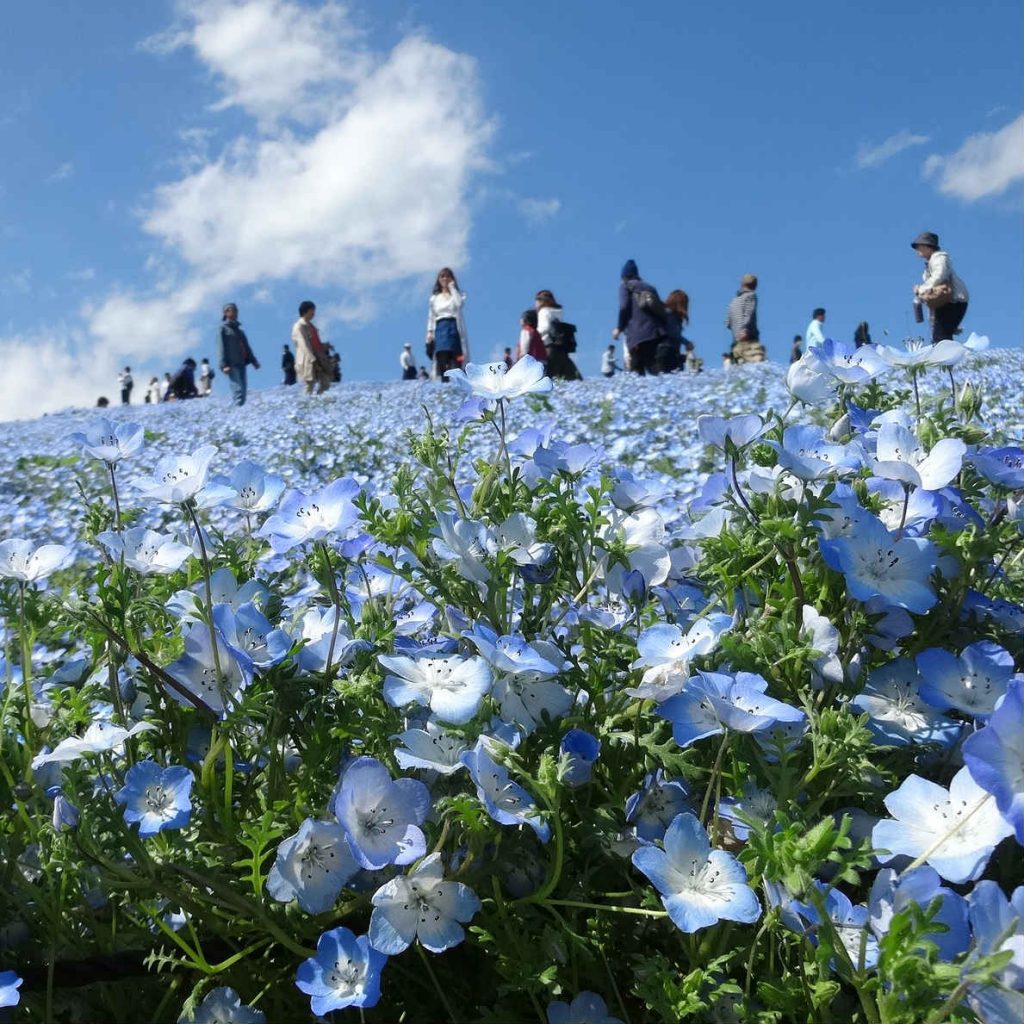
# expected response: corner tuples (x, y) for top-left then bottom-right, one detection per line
(854, 321), (872, 348)
(119, 366), (133, 404)
(165, 358), (199, 401)
(282, 344), (296, 385)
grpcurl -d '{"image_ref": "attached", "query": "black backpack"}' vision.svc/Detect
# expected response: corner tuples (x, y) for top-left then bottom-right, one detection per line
(548, 320), (578, 352)
(629, 281), (667, 321)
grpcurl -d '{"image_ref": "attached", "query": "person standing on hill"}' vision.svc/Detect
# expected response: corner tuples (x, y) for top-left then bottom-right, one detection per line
(536, 289), (579, 380)
(805, 308), (826, 351)
(118, 367), (133, 405)
(426, 267), (469, 380)
(292, 301), (332, 395)
(281, 343), (296, 385)
(790, 335), (803, 363)
(613, 260), (667, 375)
(854, 321), (872, 348)
(198, 358), (214, 396)
(400, 343), (417, 380)
(164, 359), (198, 401)
(601, 344), (620, 378)
(724, 274), (765, 364)
(218, 303), (260, 406)
(911, 231), (969, 343)
(662, 289), (693, 374)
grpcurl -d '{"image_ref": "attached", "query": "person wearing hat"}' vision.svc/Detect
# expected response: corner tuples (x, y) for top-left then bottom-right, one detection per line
(218, 302), (261, 406)
(612, 259), (668, 375)
(400, 342), (417, 380)
(724, 274), (765, 364)
(911, 231), (969, 343)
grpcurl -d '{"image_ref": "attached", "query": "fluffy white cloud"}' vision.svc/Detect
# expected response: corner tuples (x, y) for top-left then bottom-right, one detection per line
(855, 130), (929, 169)
(518, 197), (561, 224)
(923, 113), (1024, 201)
(0, 0), (492, 421)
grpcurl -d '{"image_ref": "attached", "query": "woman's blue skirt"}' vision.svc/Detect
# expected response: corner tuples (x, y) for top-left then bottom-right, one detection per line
(434, 317), (462, 354)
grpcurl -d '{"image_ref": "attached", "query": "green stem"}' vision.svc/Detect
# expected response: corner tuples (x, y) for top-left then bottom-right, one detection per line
(318, 541), (343, 681)
(699, 733), (730, 827)
(108, 462), (123, 532)
(17, 583), (35, 747)
(544, 898), (666, 918)
(184, 501), (224, 689)
(416, 942), (458, 1023)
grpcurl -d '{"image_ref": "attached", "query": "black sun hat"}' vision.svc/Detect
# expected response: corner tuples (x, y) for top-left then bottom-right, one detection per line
(911, 231), (940, 250)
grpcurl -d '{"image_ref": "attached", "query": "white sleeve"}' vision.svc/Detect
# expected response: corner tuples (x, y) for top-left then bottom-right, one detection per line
(921, 252), (951, 291)
(426, 295), (435, 337)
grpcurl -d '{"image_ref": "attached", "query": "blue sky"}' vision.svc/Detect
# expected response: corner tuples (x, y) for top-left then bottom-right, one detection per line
(0, 0), (1021, 418)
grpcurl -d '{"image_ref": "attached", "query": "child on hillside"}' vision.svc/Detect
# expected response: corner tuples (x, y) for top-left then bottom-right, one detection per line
(517, 309), (548, 370)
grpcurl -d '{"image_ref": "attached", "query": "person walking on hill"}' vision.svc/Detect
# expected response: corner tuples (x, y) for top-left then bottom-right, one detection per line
(426, 268), (469, 380)
(536, 289), (580, 380)
(281, 343), (296, 385)
(601, 344), (620, 378)
(198, 358), (214, 396)
(164, 359), (199, 401)
(911, 231), (969, 343)
(218, 303), (260, 407)
(724, 274), (765, 364)
(805, 308), (826, 351)
(400, 343), (417, 380)
(790, 335), (803, 363)
(292, 301), (332, 395)
(613, 260), (667, 375)
(662, 289), (693, 374)
(119, 367), (133, 405)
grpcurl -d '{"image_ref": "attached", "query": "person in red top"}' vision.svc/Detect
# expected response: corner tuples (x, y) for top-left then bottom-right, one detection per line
(517, 309), (548, 370)
(292, 300), (332, 395)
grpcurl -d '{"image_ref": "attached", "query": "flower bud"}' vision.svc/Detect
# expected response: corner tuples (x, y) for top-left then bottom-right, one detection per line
(957, 380), (982, 419)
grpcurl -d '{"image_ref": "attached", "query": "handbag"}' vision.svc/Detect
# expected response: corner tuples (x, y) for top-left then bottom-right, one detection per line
(919, 282), (953, 310)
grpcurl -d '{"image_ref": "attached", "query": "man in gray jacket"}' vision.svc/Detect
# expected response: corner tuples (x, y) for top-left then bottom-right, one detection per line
(724, 274), (766, 364)
(217, 303), (260, 406)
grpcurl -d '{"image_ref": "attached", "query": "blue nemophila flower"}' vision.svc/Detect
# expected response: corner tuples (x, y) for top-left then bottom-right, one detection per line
(657, 671), (805, 748)
(295, 926), (386, 1015)
(868, 867), (969, 963)
(295, 605), (371, 674)
(114, 760), (193, 837)
(223, 601), (292, 670)
(97, 527), (192, 575)
(867, 478), (942, 536)
(964, 880), (1024, 1023)
(69, 417), (145, 465)
(631, 812), (760, 933)
(628, 613), (733, 701)
(446, 355), (552, 399)
(770, 425), (862, 481)
(850, 658), (960, 748)
(0, 539), (73, 583)
(266, 818), (359, 913)
(813, 338), (889, 385)
(917, 640), (1014, 717)
(873, 766), (1014, 884)
(368, 853), (481, 954)
(51, 791), (80, 831)
(133, 444), (220, 504)
(257, 477), (360, 554)
(393, 722), (467, 775)
(559, 729), (601, 787)
(215, 460), (285, 514)
(794, 883), (879, 971)
(871, 423), (966, 491)
(718, 782), (778, 842)
(180, 986), (266, 1024)
(547, 990), (624, 1024)
(696, 414), (766, 451)
(800, 605), (844, 688)
(461, 740), (550, 842)
(787, 350), (839, 405)
(819, 514), (938, 614)
(164, 612), (255, 717)
(491, 667), (573, 734)
(963, 678), (1024, 843)
(532, 439), (600, 478)
(625, 771), (692, 842)
(0, 971), (22, 1009)
(168, 568), (269, 624)
(379, 652), (492, 725)
(876, 337), (966, 369)
(333, 756), (430, 870)
(971, 446), (1024, 489)
(31, 719), (155, 769)
(465, 624), (562, 678)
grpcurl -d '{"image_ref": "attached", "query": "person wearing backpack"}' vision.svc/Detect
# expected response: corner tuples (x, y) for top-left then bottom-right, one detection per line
(612, 260), (667, 375)
(536, 289), (581, 380)
(518, 309), (549, 369)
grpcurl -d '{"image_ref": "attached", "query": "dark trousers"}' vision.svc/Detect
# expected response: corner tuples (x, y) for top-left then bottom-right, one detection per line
(120, 388), (131, 404)
(546, 346), (580, 380)
(402, 366), (417, 380)
(630, 339), (659, 375)
(435, 350), (459, 379)
(655, 340), (679, 374)
(932, 302), (967, 343)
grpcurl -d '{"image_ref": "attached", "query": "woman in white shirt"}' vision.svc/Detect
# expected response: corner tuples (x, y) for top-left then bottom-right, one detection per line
(911, 231), (969, 343)
(535, 289), (580, 380)
(426, 268), (469, 380)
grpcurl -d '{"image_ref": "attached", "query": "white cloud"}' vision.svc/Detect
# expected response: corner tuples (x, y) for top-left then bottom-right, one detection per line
(518, 197), (561, 224)
(46, 161), (75, 183)
(923, 113), (1024, 201)
(2, 0), (492, 422)
(144, 0), (372, 126)
(67, 267), (96, 282)
(2, 268), (32, 295)
(855, 130), (929, 169)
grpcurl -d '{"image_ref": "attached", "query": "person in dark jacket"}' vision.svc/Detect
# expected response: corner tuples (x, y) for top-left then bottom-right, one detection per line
(854, 321), (872, 348)
(661, 290), (693, 374)
(281, 343), (297, 385)
(612, 259), (666, 375)
(218, 303), (260, 406)
(164, 359), (199, 401)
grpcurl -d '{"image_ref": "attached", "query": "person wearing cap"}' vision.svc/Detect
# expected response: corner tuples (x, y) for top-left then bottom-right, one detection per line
(218, 302), (261, 406)
(612, 259), (667, 375)
(724, 274), (765, 364)
(911, 231), (969, 343)
(400, 342), (417, 380)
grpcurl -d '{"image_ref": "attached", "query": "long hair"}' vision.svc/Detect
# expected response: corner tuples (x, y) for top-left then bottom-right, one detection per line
(432, 268), (459, 294)
(665, 289), (690, 324)
(534, 289), (559, 309)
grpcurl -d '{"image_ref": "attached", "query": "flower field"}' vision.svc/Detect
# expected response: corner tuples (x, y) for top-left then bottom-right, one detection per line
(1, 339), (1022, 1024)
